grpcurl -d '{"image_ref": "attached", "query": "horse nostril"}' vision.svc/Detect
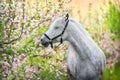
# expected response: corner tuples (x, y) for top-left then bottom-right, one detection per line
(41, 38), (43, 42)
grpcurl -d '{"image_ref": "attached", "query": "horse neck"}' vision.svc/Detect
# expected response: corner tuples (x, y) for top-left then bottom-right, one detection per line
(66, 20), (94, 59)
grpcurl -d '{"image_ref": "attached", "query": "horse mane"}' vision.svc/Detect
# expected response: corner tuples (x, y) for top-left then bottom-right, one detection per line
(67, 18), (105, 64)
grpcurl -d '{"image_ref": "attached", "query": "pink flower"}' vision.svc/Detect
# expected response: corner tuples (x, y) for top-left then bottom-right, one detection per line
(5, 9), (10, 15)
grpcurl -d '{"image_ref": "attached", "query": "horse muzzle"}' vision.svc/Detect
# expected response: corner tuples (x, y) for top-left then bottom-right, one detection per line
(41, 38), (49, 47)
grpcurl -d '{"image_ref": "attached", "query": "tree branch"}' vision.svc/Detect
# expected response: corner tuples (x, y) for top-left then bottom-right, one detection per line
(0, 25), (23, 44)
(0, 0), (25, 45)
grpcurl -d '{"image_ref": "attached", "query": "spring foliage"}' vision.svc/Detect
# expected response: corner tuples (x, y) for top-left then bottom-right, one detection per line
(0, 0), (120, 80)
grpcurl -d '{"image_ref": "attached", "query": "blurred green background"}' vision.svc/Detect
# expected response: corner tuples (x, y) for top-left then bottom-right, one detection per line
(0, 0), (120, 80)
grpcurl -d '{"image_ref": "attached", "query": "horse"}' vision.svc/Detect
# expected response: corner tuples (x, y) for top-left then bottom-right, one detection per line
(41, 13), (106, 80)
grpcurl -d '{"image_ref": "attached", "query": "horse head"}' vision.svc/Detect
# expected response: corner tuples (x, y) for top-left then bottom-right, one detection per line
(41, 13), (69, 47)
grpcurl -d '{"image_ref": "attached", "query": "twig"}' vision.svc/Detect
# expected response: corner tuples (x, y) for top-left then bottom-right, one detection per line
(0, 0), (25, 45)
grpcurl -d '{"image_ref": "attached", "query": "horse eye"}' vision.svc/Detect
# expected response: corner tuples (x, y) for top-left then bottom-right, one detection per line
(54, 26), (59, 29)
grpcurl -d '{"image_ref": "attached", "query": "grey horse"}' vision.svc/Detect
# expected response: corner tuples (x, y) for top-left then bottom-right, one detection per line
(41, 13), (106, 80)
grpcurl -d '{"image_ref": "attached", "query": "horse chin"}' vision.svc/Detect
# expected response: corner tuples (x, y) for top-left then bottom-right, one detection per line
(43, 44), (49, 47)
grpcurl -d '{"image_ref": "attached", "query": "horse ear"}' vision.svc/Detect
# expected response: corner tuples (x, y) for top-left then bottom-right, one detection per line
(65, 13), (69, 21)
(63, 13), (69, 21)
